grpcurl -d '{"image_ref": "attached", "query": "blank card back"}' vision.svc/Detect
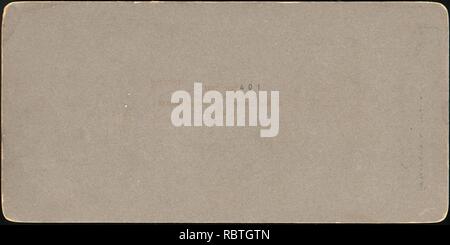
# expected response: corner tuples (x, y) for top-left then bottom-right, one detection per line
(1, 2), (448, 222)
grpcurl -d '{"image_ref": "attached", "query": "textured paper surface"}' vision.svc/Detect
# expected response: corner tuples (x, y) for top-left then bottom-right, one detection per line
(1, 2), (448, 222)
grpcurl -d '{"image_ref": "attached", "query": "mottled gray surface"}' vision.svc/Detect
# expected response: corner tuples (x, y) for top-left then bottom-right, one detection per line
(1, 2), (448, 222)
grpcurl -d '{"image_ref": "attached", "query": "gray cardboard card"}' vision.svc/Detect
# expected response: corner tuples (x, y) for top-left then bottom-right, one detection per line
(1, 2), (448, 223)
